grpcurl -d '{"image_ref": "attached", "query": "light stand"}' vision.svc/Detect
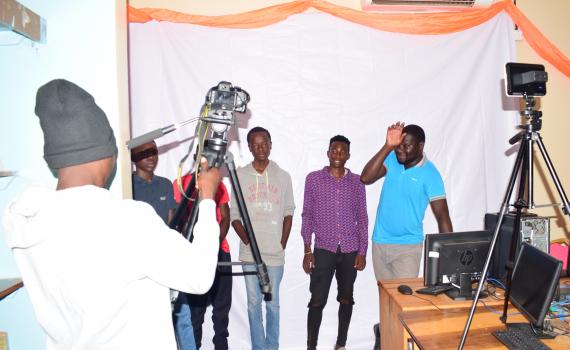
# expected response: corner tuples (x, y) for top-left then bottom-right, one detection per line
(457, 94), (570, 349)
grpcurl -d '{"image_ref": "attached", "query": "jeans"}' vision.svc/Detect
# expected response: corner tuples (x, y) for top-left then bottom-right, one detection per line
(188, 250), (232, 349)
(174, 292), (197, 350)
(307, 248), (357, 348)
(243, 264), (284, 350)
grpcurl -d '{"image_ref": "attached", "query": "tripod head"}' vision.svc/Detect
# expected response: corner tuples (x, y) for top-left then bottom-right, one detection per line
(505, 62), (547, 145)
(194, 81), (249, 170)
(509, 94), (543, 146)
(520, 94), (542, 132)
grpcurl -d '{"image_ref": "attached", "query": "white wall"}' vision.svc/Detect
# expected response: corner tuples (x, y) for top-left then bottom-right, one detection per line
(0, 1), (128, 349)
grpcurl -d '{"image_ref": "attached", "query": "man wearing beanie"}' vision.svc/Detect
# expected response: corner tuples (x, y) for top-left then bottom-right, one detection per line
(2, 79), (221, 350)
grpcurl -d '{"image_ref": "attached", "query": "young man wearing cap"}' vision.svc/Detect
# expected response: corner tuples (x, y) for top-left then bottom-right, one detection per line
(3, 79), (221, 350)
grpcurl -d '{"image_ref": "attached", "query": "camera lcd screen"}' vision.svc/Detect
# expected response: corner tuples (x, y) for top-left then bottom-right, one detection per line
(506, 63), (547, 96)
(212, 90), (236, 110)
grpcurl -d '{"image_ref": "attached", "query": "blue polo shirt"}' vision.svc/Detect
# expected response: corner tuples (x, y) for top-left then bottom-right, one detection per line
(132, 173), (176, 224)
(372, 151), (446, 245)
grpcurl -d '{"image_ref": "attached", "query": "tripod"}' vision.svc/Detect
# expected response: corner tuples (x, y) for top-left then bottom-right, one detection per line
(169, 134), (272, 301)
(458, 94), (570, 349)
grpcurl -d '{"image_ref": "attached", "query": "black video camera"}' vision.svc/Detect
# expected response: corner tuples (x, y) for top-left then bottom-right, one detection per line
(206, 81), (249, 115)
(506, 63), (548, 97)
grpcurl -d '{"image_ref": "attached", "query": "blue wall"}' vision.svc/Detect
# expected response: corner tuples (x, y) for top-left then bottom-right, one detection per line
(0, 1), (125, 348)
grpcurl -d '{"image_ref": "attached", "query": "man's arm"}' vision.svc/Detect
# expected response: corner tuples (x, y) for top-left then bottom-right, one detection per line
(231, 219), (250, 245)
(360, 122), (405, 185)
(303, 243), (315, 274)
(141, 158), (221, 294)
(300, 175), (315, 274)
(280, 172), (295, 249)
(167, 208), (175, 225)
(166, 180), (177, 225)
(229, 175), (250, 245)
(354, 181), (368, 271)
(219, 203), (230, 241)
(281, 215), (293, 249)
(430, 198), (453, 233)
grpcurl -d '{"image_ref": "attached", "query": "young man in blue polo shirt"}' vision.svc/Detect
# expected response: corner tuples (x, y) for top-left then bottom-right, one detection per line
(361, 122), (453, 346)
(361, 122), (453, 279)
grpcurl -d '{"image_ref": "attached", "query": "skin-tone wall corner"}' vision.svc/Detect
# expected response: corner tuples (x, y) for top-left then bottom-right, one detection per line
(115, 0), (132, 199)
(516, 0), (570, 241)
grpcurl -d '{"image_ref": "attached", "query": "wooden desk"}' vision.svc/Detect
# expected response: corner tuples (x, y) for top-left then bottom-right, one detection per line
(400, 307), (570, 349)
(0, 278), (23, 300)
(378, 278), (504, 350)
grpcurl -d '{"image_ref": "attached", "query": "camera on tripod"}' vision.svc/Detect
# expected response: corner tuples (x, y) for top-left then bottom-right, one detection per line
(458, 63), (569, 348)
(506, 62), (548, 97)
(505, 63), (549, 134)
(207, 81), (249, 113)
(203, 81), (250, 131)
(196, 81), (250, 169)
(171, 82), (273, 299)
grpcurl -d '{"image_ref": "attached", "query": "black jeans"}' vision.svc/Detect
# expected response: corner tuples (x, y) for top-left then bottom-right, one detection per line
(307, 247), (357, 348)
(187, 249), (232, 350)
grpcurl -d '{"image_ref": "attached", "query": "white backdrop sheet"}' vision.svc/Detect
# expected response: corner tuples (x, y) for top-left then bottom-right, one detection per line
(129, 12), (519, 350)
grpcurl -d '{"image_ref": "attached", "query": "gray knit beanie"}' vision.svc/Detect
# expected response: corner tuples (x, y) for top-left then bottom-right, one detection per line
(34, 79), (117, 169)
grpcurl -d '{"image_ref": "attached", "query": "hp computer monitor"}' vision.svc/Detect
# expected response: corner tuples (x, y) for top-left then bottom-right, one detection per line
(509, 243), (562, 333)
(424, 230), (492, 300)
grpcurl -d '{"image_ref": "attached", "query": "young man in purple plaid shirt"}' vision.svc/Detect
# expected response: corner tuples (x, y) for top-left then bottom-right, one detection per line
(301, 135), (368, 350)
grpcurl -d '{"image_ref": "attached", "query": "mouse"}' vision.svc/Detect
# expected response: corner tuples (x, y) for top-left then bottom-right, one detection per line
(397, 284), (413, 295)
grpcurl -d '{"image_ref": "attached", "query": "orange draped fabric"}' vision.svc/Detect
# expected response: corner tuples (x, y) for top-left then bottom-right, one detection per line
(128, 0), (570, 78)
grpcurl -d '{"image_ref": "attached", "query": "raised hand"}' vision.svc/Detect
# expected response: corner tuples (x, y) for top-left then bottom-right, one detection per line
(386, 121), (405, 148)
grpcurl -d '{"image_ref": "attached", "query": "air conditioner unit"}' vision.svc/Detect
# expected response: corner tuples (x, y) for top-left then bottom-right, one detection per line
(364, 0), (495, 12)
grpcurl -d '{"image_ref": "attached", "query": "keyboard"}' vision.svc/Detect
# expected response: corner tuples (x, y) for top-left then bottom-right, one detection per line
(415, 285), (455, 295)
(492, 323), (551, 350)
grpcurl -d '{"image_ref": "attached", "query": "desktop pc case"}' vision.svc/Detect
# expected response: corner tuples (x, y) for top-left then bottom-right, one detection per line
(484, 213), (550, 280)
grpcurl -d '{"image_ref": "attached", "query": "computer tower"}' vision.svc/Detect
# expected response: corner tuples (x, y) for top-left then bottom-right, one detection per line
(484, 212), (550, 280)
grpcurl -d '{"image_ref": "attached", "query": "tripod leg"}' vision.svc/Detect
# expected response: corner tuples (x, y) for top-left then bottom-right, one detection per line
(225, 155), (272, 300)
(183, 195), (201, 242)
(170, 174), (197, 236)
(534, 134), (570, 215)
(500, 137), (529, 322)
(458, 134), (527, 350)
